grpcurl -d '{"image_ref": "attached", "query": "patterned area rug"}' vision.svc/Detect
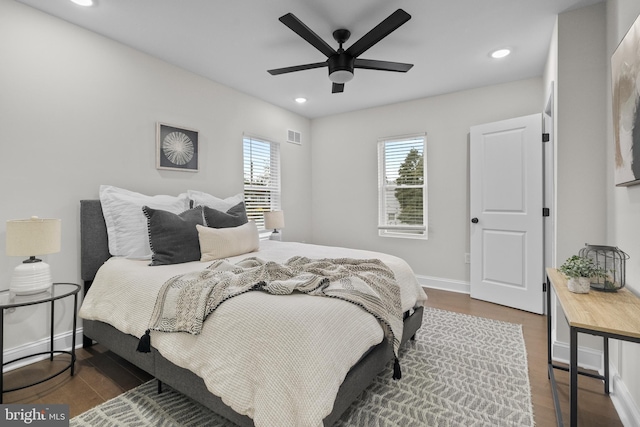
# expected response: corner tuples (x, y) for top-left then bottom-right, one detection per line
(71, 307), (534, 427)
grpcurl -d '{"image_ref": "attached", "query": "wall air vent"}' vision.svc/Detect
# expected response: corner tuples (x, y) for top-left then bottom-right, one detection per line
(287, 129), (301, 145)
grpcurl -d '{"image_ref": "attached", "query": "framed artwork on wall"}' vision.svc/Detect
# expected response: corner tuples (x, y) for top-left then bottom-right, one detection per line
(612, 13), (640, 186)
(156, 122), (199, 172)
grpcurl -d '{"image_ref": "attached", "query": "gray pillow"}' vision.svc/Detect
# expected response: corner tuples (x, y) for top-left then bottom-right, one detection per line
(143, 206), (204, 266)
(203, 202), (248, 228)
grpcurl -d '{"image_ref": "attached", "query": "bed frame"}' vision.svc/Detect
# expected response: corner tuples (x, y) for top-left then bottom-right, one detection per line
(79, 199), (424, 426)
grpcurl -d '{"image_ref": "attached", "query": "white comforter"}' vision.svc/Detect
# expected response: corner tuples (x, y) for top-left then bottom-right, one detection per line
(79, 240), (427, 427)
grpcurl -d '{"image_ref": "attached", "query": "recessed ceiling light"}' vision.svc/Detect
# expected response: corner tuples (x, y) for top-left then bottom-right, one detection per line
(70, 0), (94, 6)
(295, 97), (307, 104)
(490, 48), (511, 59)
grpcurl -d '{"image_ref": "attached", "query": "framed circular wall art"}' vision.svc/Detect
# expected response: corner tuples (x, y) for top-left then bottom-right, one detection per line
(156, 122), (199, 172)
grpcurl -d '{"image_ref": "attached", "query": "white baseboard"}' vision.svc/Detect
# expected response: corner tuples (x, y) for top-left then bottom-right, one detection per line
(2, 327), (84, 373)
(417, 274), (470, 294)
(610, 364), (640, 427)
(551, 341), (640, 426)
(551, 339), (603, 372)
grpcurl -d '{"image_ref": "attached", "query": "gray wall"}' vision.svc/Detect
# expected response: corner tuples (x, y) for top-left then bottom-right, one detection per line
(0, 0), (312, 349)
(607, 0), (640, 418)
(310, 79), (543, 284)
(556, 3), (608, 264)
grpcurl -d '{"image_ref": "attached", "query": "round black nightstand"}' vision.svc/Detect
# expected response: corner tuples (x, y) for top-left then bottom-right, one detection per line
(0, 283), (80, 403)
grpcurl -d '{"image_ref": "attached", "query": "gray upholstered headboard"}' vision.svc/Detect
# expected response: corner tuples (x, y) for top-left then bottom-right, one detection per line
(80, 200), (111, 283)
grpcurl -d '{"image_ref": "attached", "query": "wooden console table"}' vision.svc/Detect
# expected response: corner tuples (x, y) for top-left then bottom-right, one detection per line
(546, 268), (640, 427)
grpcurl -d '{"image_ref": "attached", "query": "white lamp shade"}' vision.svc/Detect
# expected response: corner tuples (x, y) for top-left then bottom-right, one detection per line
(6, 217), (61, 256)
(6, 217), (61, 295)
(264, 211), (285, 230)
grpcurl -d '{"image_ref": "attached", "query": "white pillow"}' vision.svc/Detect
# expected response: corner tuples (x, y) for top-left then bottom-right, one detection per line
(188, 190), (244, 211)
(100, 185), (189, 259)
(197, 221), (259, 262)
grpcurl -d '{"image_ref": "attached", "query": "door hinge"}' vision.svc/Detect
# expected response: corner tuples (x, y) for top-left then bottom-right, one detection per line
(542, 133), (550, 142)
(543, 282), (547, 292)
(543, 207), (550, 217)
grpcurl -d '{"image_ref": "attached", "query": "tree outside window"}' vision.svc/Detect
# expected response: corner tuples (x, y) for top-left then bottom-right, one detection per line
(378, 135), (427, 239)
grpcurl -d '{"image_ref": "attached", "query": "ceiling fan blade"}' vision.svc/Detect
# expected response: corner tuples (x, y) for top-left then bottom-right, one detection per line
(346, 9), (411, 58)
(354, 58), (413, 72)
(332, 83), (345, 93)
(279, 13), (337, 58)
(268, 62), (327, 75)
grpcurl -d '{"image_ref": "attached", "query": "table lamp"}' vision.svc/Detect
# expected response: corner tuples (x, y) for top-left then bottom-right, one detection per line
(6, 216), (61, 295)
(264, 211), (284, 241)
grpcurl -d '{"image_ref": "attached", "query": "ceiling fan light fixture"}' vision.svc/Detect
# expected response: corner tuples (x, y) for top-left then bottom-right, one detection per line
(329, 70), (354, 84)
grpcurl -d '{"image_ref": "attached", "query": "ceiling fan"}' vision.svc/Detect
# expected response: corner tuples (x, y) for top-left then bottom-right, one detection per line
(268, 9), (414, 93)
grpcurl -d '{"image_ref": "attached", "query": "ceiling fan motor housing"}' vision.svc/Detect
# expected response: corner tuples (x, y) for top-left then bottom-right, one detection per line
(329, 28), (354, 82)
(328, 53), (355, 82)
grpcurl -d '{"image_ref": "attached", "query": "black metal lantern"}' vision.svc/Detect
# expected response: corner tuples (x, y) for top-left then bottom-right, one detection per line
(578, 244), (629, 292)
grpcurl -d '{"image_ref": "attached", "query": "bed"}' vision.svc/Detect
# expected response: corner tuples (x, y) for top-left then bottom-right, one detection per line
(79, 197), (427, 427)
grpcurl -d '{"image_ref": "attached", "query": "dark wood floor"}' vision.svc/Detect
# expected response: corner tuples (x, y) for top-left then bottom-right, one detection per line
(2, 288), (623, 426)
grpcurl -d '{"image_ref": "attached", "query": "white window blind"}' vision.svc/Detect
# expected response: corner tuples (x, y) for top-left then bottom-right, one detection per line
(243, 135), (281, 236)
(378, 134), (427, 239)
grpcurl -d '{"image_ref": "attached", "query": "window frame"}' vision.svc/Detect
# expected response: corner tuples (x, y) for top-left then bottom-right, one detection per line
(377, 133), (427, 240)
(242, 134), (281, 239)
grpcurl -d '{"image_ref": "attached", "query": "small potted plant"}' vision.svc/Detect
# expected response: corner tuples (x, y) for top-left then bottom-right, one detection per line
(559, 255), (604, 293)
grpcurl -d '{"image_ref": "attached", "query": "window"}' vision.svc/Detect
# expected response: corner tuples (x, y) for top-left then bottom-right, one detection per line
(243, 135), (281, 237)
(378, 134), (427, 239)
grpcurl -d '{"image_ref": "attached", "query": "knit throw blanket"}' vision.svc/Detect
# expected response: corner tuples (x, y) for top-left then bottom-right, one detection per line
(143, 257), (403, 364)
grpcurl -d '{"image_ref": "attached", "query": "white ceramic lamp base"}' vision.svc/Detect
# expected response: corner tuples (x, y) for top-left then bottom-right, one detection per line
(269, 230), (282, 241)
(10, 261), (53, 295)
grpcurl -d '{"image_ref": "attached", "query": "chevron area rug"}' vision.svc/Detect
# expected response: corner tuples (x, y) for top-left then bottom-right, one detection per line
(71, 307), (534, 427)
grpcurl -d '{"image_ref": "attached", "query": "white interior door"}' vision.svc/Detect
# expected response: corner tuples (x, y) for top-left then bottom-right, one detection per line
(470, 113), (544, 314)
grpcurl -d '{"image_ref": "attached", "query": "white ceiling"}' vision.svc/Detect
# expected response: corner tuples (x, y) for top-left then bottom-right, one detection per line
(16, 0), (601, 119)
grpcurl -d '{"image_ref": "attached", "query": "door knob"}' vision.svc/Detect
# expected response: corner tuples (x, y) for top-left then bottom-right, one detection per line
(471, 217), (479, 224)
